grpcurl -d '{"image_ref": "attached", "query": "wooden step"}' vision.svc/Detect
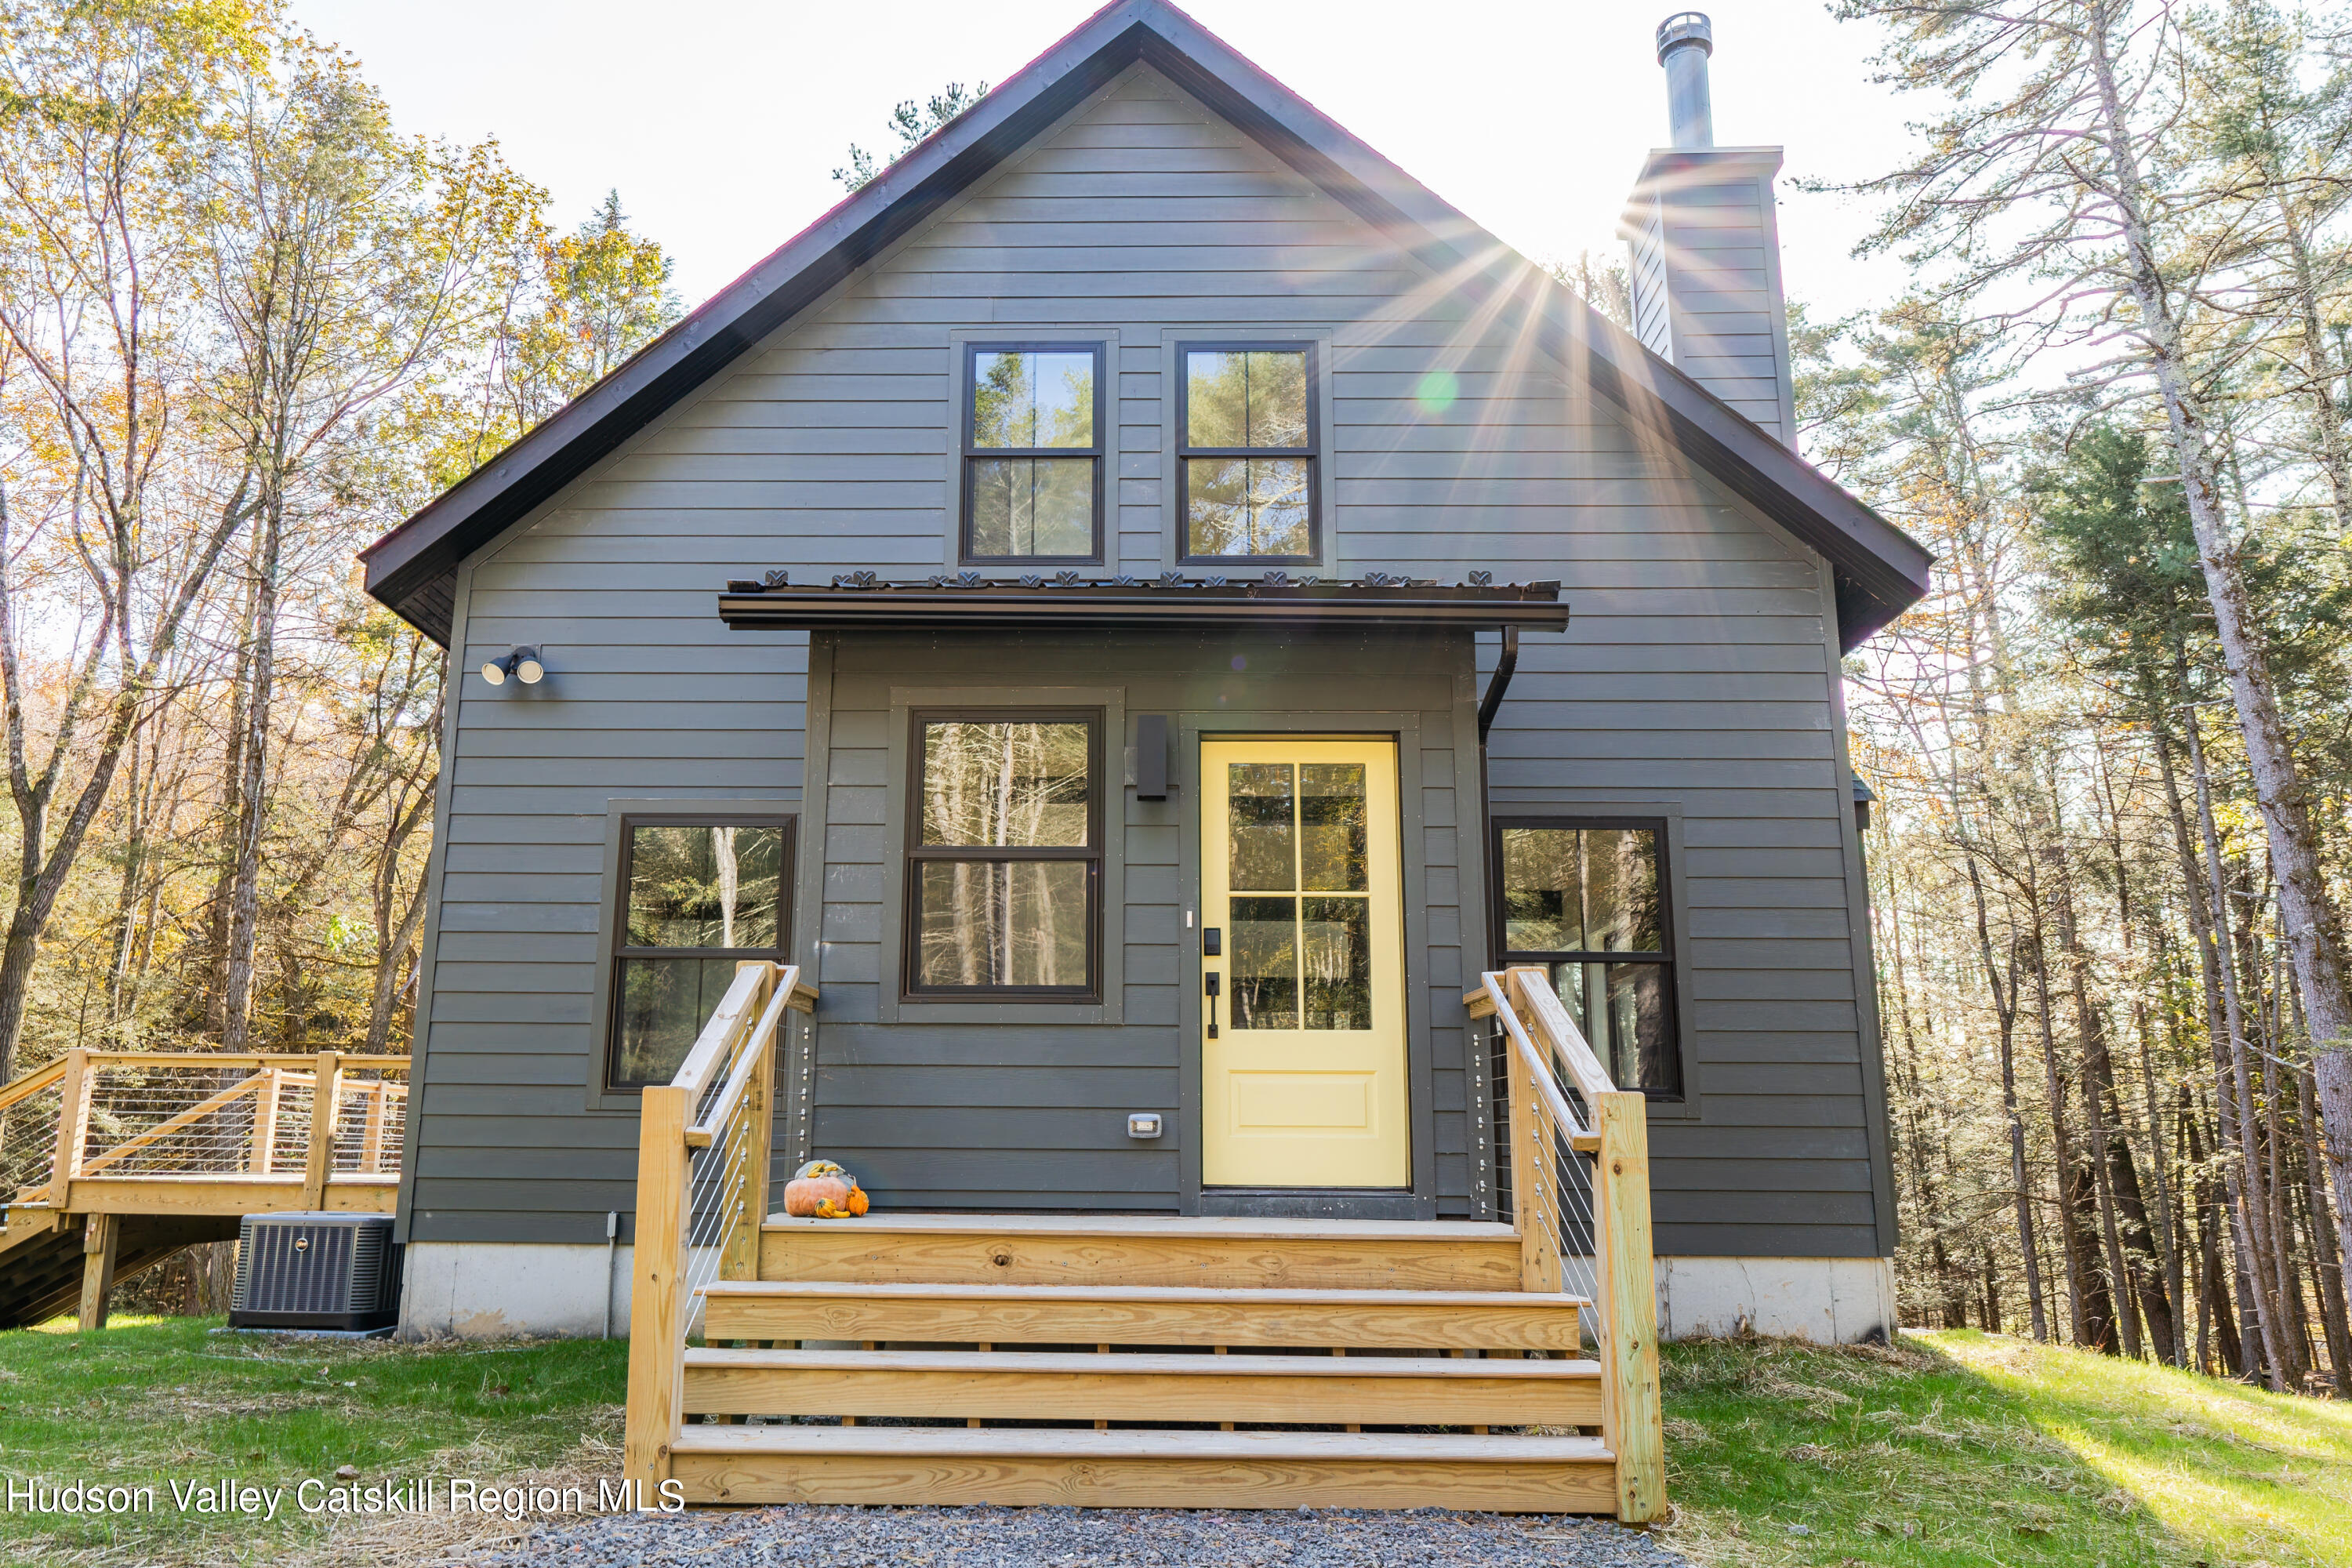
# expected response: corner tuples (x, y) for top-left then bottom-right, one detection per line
(682, 1345), (1602, 1427)
(667, 1424), (1616, 1511)
(758, 1213), (1523, 1290)
(702, 1279), (1584, 1351)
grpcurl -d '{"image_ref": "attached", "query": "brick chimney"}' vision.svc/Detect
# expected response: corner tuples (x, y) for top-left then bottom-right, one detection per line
(1621, 13), (1798, 447)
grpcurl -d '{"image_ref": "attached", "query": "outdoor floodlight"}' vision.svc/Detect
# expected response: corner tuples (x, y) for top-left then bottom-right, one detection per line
(481, 646), (545, 687)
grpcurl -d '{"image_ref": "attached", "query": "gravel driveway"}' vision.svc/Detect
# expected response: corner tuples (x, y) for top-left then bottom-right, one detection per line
(472, 1504), (1693, 1567)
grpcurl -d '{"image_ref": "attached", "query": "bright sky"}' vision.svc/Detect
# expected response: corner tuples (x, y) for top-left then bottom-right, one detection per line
(289, 0), (1924, 326)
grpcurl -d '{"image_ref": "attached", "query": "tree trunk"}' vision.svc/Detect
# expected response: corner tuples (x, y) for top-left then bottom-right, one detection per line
(2087, 2), (2352, 1350)
(1972, 857), (2046, 1341)
(2294, 1054), (2352, 1392)
(2184, 1098), (2245, 1377)
(2054, 839), (2141, 1357)
(2186, 710), (2289, 1388)
(221, 500), (281, 1051)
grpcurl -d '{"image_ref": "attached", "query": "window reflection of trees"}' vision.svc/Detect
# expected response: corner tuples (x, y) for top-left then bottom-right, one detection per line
(914, 720), (1093, 993)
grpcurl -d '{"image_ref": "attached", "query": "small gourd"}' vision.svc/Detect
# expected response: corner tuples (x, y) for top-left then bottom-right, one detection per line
(782, 1158), (869, 1219)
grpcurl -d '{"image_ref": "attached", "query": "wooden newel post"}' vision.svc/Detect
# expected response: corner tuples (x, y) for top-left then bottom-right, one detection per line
(46, 1047), (91, 1210)
(1595, 1089), (1664, 1523)
(303, 1051), (342, 1208)
(622, 1083), (691, 1503)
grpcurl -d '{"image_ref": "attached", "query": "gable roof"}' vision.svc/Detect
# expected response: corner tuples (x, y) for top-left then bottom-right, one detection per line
(359, 0), (1930, 652)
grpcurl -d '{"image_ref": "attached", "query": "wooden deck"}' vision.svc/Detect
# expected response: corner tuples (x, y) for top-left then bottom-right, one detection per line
(0, 1049), (407, 1328)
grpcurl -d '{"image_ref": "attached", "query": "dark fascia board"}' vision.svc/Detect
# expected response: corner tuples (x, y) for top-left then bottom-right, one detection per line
(361, 0), (1929, 652)
(717, 576), (1571, 635)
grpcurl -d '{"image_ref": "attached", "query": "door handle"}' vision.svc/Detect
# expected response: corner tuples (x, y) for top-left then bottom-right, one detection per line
(1204, 971), (1221, 1039)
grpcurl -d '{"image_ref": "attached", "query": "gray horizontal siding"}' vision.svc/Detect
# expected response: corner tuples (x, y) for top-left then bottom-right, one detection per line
(406, 61), (1882, 1259)
(805, 630), (1469, 1217)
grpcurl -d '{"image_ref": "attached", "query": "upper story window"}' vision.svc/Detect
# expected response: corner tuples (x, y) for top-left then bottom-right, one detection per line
(607, 818), (791, 1090)
(1179, 343), (1317, 562)
(905, 712), (1101, 1000)
(964, 344), (1103, 564)
(1494, 820), (1681, 1099)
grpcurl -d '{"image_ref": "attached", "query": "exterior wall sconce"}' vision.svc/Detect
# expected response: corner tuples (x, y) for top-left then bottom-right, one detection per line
(481, 646), (545, 687)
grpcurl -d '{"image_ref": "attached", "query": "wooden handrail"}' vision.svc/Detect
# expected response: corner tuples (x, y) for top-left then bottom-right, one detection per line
(1479, 969), (1665, 1524)
(668, 967), (768, 1102)
(1475, 971), (1594, 1145)
(1502, 964), (1617, 1105)
(687, 975), (797, 1148)
(76, 1051), (410, 1069)
(0, 1058), (69, 1116)
(624, 960), (812, 1507)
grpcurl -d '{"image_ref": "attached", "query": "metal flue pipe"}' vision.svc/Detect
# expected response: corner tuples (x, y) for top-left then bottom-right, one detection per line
(1656, 12), (1715, 149)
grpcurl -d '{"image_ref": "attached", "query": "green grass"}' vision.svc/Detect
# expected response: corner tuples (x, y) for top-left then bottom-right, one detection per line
(3, 1316), (2345, 1567)
(1658, 1329), (2352, 1568)
(0, 1314), (625, 1566)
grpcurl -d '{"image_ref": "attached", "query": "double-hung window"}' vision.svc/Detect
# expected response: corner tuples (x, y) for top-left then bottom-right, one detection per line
(1494, 818), (1682, 1098)
(963, 344), (1103, 563)
(606, 818), (792, 1090)
(1179, 343), (1317, 561)
(905, 712), (1100, 999)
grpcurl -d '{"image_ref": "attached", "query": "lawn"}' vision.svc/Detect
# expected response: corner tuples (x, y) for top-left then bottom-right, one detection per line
(0, 1314), (626, 1566)
(0, 1316), (2343, 1566)
(1657, 1329), (2352, 1568)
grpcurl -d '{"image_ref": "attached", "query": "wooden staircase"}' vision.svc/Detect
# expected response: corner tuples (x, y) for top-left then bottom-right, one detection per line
(666, 1212), (1617, 1509)
(622, 964), (1664, 1519)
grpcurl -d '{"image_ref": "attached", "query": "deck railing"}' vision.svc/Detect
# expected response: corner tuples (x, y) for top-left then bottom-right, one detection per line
(0, 1049), (410, 1211)
(622, 960), (815, 1498)
(1471, 966), (1666, 1523)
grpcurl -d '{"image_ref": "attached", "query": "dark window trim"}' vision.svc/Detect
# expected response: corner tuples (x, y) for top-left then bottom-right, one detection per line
(1489, 813), (1681, 1102)
(902, 707), (1104, 1002)
(1175, 339), (1321, 564)
(960, 340), (1107, 566)
(603, 812), (796, 1094)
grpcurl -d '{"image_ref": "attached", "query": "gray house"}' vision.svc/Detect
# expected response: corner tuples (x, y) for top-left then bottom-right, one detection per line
(366, 0), (1928, 1345)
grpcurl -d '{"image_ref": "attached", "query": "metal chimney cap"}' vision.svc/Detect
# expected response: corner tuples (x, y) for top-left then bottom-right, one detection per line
(1656, 11), (1713, 62)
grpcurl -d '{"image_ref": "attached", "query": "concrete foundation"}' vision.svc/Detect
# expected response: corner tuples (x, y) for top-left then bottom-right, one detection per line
(403, 1240), (1898, 1345)
(400, 1240), (633, 1340)
(1655, 1254), (1897, 1344)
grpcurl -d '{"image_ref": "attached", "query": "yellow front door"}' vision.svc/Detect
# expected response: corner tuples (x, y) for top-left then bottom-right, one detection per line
(1200, 739), (1409, 1189)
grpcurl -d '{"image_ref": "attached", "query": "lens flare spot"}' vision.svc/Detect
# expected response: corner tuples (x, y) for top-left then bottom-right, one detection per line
(1415, 368), (1460, 414)
(1231, 655), (1248, 672)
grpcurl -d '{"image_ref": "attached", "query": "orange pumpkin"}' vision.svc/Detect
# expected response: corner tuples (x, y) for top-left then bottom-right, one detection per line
(782, 1159), (869, 1219)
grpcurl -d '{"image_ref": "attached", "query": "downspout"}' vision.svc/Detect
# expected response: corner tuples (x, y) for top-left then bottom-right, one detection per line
(1477, 626), (1522, 743)
(1475, 626), (1520, 1222)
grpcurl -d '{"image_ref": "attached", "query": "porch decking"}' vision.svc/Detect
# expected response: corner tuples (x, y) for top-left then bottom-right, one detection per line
(622, 964), (1665, 1518)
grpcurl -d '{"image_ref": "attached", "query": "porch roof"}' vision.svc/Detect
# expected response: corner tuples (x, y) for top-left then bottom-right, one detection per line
(716, 572), (1569, 634)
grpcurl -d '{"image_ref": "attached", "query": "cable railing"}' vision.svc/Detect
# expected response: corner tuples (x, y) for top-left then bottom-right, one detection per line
(622, 960), (814, 1499)
(0, 1049), (411, 1212)
(1470, 966), (1665, 1524)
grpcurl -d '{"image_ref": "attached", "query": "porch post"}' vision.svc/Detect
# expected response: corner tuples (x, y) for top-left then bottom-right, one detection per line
(1595, 1088), (1665, 1522)
(78, 1212), (118, 1332)
(622, 1083), (691, 1501)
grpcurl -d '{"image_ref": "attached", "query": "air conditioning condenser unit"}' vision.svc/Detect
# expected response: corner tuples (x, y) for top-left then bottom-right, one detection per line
(227, 1212), (401, 1331)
